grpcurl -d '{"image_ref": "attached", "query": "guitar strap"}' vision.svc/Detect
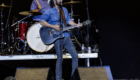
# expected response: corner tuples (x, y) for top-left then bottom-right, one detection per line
(60, 7), (67, 27)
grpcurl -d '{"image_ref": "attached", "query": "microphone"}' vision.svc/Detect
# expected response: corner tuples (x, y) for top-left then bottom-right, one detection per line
(57, 2), (62, 7)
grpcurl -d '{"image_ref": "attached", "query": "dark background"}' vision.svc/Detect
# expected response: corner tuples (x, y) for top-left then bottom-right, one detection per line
(0, 0), (140, 79)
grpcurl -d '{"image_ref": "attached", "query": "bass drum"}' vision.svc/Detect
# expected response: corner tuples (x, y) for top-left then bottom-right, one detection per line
(26, 23), (54, 52)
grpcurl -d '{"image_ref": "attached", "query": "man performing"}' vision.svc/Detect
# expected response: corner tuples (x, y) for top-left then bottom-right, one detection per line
(40, 0), (82, 79)
(30, 0), (50, 21)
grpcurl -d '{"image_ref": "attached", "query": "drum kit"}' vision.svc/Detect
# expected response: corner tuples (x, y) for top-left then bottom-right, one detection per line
(0, 1), (82, 55)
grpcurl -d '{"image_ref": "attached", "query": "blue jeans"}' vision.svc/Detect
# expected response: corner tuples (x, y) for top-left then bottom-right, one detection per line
(54, 37), (78, 80)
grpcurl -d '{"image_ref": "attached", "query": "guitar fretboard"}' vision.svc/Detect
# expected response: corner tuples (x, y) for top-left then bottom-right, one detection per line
(63, 25), (78, 31)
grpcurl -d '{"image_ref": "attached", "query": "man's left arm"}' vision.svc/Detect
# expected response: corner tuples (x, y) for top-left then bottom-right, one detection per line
(69, 20), (77, 26)
(69, 21), (82, 28)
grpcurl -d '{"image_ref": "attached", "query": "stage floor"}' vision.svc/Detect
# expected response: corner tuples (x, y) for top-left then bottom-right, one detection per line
(0, 53), (98, 60)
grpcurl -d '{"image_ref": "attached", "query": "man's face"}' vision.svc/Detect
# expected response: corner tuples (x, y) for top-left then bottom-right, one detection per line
(55, 0), (63, 5)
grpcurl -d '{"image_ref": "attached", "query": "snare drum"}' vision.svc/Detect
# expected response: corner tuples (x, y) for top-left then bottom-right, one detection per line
(19, 22), (27, 41)
(26, 23), (54, 52)
(14, 21), (31, 41)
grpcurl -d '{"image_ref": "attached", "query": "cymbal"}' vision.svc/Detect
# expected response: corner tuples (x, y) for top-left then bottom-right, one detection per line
(0, 3), (12, 8)
(28, 11), (42, 15)
(63, 1), (82, 5)
(19, 11), (32, 16)
(19, 11), (42, 16)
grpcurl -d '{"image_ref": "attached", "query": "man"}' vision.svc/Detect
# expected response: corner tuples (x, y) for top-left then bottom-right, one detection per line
(30, 0), (50, 21)
(40, 0), (82, 80)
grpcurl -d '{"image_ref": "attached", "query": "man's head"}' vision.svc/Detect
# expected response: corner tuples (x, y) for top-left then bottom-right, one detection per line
(54, 0), (63, 5)
(49, 0), (63, 8)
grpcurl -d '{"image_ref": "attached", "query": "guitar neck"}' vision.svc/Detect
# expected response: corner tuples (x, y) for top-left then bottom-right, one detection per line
(62, 20), (90, 31)
(63, 25), (78, 31)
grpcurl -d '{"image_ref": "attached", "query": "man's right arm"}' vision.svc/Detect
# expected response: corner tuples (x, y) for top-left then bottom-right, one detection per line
(41, 21), (55, 28)
(40, 9), (60, 31)
(41, 21), (60, 31)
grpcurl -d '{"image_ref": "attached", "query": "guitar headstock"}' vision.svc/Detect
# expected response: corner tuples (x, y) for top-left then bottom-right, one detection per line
(82, 20), (92, 26)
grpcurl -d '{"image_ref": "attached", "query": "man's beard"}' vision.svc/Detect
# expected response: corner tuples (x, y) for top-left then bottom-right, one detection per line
(56, 1), (62, 6)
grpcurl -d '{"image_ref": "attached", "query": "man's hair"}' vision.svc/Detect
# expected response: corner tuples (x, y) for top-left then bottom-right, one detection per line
(50, 0), (55, 8)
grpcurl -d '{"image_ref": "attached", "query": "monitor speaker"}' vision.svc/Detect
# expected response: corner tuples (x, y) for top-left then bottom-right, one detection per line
(71, 66), (113, 80)
(15, 67), (54, 80)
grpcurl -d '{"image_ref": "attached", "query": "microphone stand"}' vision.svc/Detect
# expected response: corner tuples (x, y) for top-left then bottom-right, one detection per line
(59, 5), (63, 63)
(85, 0), (91, 67)
(86, 0), (91, 47)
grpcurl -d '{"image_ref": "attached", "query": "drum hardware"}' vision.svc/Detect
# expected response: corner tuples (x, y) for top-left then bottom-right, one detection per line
(0, 3), (12, 54)
(92, 44), (99, 53)
(11, 14), (31, 27)
(21, 34), (33, 55)
(26, 22), (54, 53)
(10, 30), (14, 51)
(73, 36), (81, 48)
(0, 24), (13, 54)
(68, 26), (82, 51)
(11, 16), (18, 47)
(11, 14), (32, 55)
(70, 34), (82, 52)
(0, 4), (4, 54)
(0, 3), (12, 7)
(0, 2), (18, 55)
(63, 0), (81, 21)
(64, 0), (81, 51)
(63, 1), (82, 5)
(5, 0), (14, 54)
(70, 0), (74, 20)
(19, 11), (54, 53)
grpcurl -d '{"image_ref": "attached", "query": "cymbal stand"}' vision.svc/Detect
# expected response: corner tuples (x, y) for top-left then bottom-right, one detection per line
(11, 22), (24, 54)
(0, 7), (7, 54)
(71, 35), (82, 49)
(69, 0), (74, 21)
(5, 0), (14, 50)
(11, 14), (32, 54)
(22, 34), (33, 55)
(11, 14), (31, 27)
